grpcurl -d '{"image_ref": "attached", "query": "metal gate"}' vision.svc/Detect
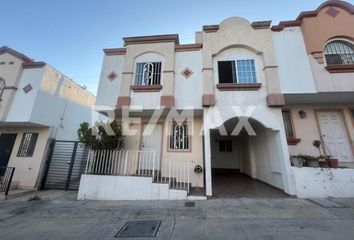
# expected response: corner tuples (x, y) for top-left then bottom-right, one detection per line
(41, 140), (88, 190)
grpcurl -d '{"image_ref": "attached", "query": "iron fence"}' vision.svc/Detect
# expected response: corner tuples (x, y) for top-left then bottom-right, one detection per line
(0, 167), (15, 196)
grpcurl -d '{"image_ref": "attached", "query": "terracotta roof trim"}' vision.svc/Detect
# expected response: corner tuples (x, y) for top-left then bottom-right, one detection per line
(175, 44), (203, 52)
(123, 34), (179, 46)
(22, 61), (46, 69)
(271, 0), (354, 31)
(251, 21), (272, 29)
(203, 25), (219, 33)
(103, 48), (126, 55)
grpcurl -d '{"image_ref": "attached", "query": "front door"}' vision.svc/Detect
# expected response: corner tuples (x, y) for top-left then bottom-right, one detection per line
(318, 111), (353, 162)
(141, 124), (162, 170)
(0, 134), (17, 168)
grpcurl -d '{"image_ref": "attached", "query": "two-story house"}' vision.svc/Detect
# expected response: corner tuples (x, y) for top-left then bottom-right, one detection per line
(81, 17), (294, 200)
(0, 46), (95, 192)
(79, 0), (354, 200)
(273, 0), (354, 198)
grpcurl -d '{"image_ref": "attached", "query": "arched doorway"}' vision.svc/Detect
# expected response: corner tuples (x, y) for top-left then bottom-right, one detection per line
(210, 117), (288, 198)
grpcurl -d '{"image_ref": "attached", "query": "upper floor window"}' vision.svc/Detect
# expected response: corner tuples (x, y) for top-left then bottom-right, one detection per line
(0, 79), (5, 99)
(169, 122), (189, 150)
(135, 62), (162, 85)
(218, 59), (256, 84)
(324, 40), (354, 65)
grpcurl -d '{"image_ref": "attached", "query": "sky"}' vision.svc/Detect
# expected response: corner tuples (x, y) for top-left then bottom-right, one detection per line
(2, 0), (354, 95)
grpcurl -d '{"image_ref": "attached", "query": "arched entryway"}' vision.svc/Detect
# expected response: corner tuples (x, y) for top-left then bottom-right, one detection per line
(209, 117), (288, 198)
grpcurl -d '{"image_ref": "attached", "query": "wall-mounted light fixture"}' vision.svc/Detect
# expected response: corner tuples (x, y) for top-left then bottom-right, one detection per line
(298, 109), (307, 119)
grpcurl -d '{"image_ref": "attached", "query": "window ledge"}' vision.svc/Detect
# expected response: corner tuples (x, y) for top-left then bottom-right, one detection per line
(287, 138), (301, 145)
(216, 83), (261, 91)
(325, 64), (354, 73)
(131, 85), (162, 92)
(168, 148), (191, 153)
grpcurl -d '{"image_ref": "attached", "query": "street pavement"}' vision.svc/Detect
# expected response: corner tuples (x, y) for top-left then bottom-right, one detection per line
(1, 190), (354, 240)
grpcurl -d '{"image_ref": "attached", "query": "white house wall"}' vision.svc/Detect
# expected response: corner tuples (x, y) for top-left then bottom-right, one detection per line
(6, 67), (44, 122)
(308, 56), (354, 92)
(210, 135), (241, 170)
(78, 174), (187, 200)
(273, 27), (317, 94)
(96, 54), (124, 108)
(249, 127), (284, 189)
(174, 50), (203, 109)
(6, 65), (95, 141)
(3, 127), (51, 189)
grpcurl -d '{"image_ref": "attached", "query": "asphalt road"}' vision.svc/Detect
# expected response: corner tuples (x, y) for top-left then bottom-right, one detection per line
(1, 191), (354, 240)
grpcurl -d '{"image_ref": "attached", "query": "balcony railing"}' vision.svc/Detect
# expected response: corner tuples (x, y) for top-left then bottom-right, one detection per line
(85, 149), (190, 193)
(0, 167), (15, 196)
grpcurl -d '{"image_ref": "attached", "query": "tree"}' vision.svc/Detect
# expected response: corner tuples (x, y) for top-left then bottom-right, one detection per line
(78, 120), (124, 149)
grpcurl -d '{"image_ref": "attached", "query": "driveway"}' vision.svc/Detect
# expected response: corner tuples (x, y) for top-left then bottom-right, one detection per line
(1, 190), (354, 239)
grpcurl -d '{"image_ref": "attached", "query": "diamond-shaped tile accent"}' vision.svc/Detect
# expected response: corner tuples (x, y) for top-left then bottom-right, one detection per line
(326, 7), (340, 18)
(107, 71), (118, 81)
(181, 68), (193, 79)
(23, 84), (33, 93)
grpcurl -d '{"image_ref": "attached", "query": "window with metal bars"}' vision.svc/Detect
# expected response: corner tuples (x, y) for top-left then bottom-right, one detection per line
(219, 140), (232, 152)
(135, 62), (162, 85)
(281, 110), (294, 140)
(0, 79), (5, 99)
(169, 122), (189, 150)
(17, 133), (39, 157)
(324, 40), (354, 65)
(218, 59), (256, 84)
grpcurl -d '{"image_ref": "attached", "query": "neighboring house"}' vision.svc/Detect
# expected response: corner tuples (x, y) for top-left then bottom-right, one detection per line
(272, 0), (354, 197)
(79, 0), (354, 200)
(0, 46), (95, 191)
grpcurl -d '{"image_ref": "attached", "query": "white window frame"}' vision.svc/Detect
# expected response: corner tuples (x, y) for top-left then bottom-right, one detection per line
(217, 59), (257, 84)
(169, 122), (190, 151)
(324, 39), (354, 65)
(134, 62), (162, 86)
(235, 59), (257, 84)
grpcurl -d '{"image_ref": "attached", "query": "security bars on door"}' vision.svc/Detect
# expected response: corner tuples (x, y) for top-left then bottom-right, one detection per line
(85, 149), (191, 192)
(135, 62), (162, 85)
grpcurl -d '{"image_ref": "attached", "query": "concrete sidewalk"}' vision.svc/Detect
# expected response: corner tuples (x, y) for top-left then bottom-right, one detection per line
(1, 190), (354, 239)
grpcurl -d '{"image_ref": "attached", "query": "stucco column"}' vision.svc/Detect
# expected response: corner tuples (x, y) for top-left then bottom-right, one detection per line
(277, 121), (297, 195)
(201, 32), (215, 107)
(203, 122), (213, 196)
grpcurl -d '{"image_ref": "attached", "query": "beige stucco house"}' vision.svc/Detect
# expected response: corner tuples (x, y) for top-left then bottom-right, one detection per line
(79, 0), (354, 200)
(0, 46), (95, 193)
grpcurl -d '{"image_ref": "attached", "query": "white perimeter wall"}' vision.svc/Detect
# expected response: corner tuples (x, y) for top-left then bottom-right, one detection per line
(292, 167), (354, 198)
(78, 175), (187, 200)
(273, 27), (317, 94)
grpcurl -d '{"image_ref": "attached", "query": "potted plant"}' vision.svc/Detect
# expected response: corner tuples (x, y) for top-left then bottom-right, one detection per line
(327, 156), (339, 168)
(290, 155), (304, 167)
(312, 140), (338, 168)
(302, 154), (319, 167)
